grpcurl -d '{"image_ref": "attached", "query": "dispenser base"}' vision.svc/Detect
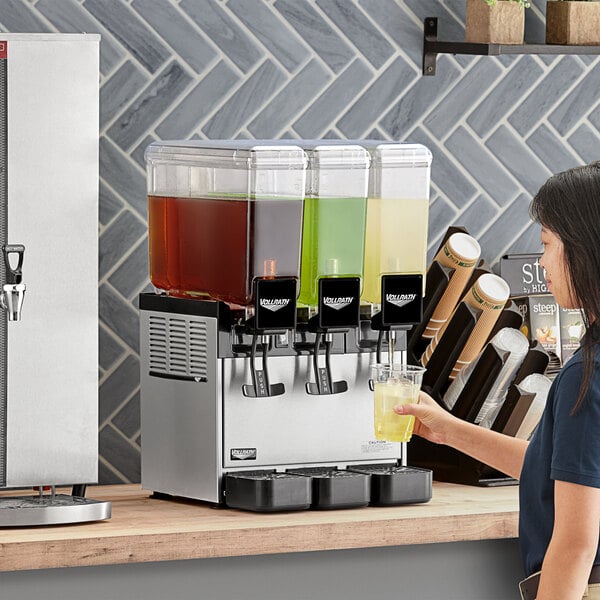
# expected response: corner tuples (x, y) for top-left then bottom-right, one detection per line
(0, 494), (112, 527)
(348, 464), (433, 505)
(224, 471), (312, 512)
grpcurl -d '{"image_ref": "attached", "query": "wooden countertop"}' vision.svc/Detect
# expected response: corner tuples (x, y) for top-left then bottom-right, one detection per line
(0, 483), (519, 573)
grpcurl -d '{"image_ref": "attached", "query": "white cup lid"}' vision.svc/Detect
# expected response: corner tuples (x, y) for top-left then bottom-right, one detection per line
(477, 273), (510, 303)
(447, 232), (481, 262)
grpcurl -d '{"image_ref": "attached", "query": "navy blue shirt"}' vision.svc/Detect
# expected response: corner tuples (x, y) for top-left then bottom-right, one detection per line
(519, 343), (600, 576)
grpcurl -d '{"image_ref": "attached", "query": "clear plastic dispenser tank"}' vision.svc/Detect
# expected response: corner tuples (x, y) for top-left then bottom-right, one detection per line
(298, 144), (369, 306)
(361, 143), (433, 304)
(145, 141), (307, 306)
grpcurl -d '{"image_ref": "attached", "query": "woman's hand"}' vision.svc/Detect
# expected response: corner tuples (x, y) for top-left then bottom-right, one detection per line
(394, 392), (455, 445)
(395, 390), (529, 480)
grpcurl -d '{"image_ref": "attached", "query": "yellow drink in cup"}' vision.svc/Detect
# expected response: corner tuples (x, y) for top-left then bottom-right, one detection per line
(372, 364), (426, 443)
(374, 381), (419, 442)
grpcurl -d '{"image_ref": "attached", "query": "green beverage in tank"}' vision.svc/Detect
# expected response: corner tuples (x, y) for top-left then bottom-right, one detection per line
(298, 196), (367, 306)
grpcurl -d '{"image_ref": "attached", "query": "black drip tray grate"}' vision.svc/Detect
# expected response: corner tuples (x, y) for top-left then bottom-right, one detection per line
(348, 464), (432, 506)
(288, 467), (370, 510)
(224, 470), (312, 512)
(224, 464), (433, 512)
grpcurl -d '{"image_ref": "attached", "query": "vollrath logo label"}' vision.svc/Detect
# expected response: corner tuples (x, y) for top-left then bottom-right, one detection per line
(259, 298), (290, 312)
(323, 296), (354, 311)
(386, 293), (417, 308)
(230, 448), (257, 461)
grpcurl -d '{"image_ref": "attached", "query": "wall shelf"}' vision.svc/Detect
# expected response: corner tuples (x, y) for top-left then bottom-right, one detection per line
(423, 17), (600, 75)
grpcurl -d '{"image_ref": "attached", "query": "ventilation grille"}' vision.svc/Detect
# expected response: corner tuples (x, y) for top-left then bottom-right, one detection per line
(148, 315), (208, 381)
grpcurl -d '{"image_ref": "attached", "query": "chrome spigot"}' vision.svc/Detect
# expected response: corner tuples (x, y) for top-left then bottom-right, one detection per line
(1, 283), (26, 321)
(1, 244), (26, 321)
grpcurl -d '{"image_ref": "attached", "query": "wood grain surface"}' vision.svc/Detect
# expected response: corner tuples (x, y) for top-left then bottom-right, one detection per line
(0, 483), (519, 572)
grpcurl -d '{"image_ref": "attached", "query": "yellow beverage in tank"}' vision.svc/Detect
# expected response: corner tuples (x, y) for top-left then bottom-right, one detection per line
(374, 381), (419, 442)
(362, 197), (429, 303)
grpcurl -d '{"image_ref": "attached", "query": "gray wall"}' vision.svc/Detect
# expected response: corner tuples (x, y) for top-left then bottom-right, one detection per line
(0, 540), (523, 600)
(1, 0), (598, 484)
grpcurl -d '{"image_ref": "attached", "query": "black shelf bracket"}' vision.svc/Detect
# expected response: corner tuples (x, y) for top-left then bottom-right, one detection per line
(423, 17), (507, 76)
(423, 17), (443, 76)
(423, 16), (600, 76)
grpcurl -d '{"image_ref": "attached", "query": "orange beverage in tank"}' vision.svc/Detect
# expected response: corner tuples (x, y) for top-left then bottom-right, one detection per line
(148, 194), (303, 305)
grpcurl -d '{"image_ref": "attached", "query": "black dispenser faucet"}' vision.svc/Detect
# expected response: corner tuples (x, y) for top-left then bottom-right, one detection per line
(370, 274), (424, 367)
(242, 277), (297, 398)
(304, 276), (361, 395)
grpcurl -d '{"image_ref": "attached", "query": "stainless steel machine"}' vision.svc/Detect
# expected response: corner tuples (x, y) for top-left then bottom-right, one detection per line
(0, 34), (110, 525)
(140, 140), (433, 511)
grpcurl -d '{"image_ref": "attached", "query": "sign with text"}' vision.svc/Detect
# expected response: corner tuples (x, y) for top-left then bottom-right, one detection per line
(500, 253), (548, 297)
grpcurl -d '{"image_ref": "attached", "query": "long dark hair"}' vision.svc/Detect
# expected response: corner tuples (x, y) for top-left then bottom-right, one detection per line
(529, 162), (600, 413)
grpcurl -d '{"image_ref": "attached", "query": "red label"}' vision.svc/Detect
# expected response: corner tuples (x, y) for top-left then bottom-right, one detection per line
(0, 42), (6, 59)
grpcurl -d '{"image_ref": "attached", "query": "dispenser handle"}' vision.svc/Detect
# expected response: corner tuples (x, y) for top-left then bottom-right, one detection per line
(2, 244), (25, 284)
(242, 334), (285, 398)
(305, 333), (348, 396)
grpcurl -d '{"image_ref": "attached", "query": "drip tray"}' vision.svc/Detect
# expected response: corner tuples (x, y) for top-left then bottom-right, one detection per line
(224, 471), (312, 512)
(0, 494), (112, 527)
(348, 464), (432, 506)
(287, 468), (370, 510)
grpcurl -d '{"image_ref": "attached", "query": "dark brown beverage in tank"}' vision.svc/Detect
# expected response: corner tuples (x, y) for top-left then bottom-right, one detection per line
(148, 195), (303, 305)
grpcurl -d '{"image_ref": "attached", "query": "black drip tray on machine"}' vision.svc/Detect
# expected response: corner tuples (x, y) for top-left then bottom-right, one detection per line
(347, 464), (432, 506)
(287, 467), (370, 510)
(224, 470), (312, 512)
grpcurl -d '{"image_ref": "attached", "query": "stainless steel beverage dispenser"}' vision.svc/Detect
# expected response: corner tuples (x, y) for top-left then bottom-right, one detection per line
(360, 142), (432, 367)
(0, 34), (110, 525)
(141, 140), (433, 512)
(297, 143), (369, 397)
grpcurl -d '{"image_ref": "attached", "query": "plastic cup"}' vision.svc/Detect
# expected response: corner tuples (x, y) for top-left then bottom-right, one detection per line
(372, 364), (426, 442)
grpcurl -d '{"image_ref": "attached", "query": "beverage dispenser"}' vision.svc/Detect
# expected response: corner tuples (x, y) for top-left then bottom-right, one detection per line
(297, 143), (369, 396)
(140, 140), (433, 512)
(361, 143), (432, 367)
(0, 34), (110, 525)
(147, 141), (305, 307)
(146, 141), (305, 398)
(298, 144), (368, 306)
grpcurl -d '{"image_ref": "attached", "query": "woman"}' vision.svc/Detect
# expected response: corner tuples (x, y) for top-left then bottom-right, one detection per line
(397, 163), (600, 600)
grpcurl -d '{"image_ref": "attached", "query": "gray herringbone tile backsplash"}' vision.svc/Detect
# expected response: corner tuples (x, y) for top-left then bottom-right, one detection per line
(1, 0), (598, 483)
